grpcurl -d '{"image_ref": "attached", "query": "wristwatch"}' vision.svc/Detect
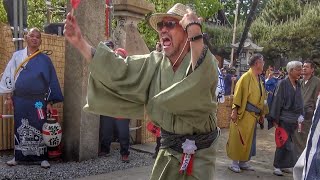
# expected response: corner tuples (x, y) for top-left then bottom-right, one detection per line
(188, 34), (203, 42)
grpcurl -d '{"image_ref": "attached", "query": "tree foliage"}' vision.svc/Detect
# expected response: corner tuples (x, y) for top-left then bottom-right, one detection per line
(203, 0), (268, 59)
(259, 0), (301, 24)
(0, 1), (5, 23)
(204, 0), (320, 65)
(204, 23), (244, 58)
(251, 2), (320, 63)
(28, 0), (66, 30)
(0, 0), (66, 30)
(221, 0), (268, 23)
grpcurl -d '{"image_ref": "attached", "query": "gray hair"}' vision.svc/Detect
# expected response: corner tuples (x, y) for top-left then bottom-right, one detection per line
(248, 53), (264, 67)
(286, 61), (302, 72)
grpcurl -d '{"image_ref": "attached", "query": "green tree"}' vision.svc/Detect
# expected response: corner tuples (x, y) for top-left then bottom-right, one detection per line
(0, 0), (66, 30)
(236, 0), (260, 56)
(204, 23), (244, 58)
(0, 0), (6, 23)
(28, 0), (66, 30)
(183, 0), (222, 19)
(221, 0), (268, 23)
(251, 2), (320, 62)
(259, 0), (301, 24)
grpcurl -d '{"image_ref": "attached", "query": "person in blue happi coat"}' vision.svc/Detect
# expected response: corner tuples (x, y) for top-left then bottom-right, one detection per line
(0, 28), (63, 168)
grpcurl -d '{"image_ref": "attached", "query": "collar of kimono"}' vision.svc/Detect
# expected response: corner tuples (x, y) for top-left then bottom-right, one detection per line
(14, 50), (42, 80)
(303, 75), (313, 82)
(248, 68), (263, 97)
(248, 68), (260, 78)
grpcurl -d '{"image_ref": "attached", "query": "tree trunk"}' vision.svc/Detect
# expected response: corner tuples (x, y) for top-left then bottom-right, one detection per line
(236, 0), (259, 56)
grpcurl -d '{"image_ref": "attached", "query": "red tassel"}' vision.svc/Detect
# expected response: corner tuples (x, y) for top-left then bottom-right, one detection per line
(146, 122), (161, 137)
(37, 108), (45, 120)
(237, 128), (245, 146)
(186, 154), (194, 175)
(70, 0), (81, 9)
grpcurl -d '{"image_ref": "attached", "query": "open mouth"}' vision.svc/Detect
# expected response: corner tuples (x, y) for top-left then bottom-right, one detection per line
(162, 37), (172, 48)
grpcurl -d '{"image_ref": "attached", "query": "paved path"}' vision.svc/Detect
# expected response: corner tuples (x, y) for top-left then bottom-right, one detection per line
(78, 127), (294, 180)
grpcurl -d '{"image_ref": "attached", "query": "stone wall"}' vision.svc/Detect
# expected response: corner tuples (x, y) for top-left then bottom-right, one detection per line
(0, 23), (65, 150)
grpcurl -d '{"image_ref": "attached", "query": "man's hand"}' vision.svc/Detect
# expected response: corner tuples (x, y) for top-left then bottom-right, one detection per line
(258, 116), (264, 129)
(179, 9), (204, 70)
(64, 13), (82, 48)
(46, 103), (53, 115)
(273, 121), (278, 128)
(179, 9), (202, 36)
(230, 108), (238, 123)
(64, 13), (93, 61)
(258, 116), (264, 124)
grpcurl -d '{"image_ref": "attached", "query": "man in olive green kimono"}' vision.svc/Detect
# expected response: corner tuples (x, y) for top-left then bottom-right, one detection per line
(226, 54), (268, 173)
(293, 60), (320, 155)
(64, 3), (220, 180)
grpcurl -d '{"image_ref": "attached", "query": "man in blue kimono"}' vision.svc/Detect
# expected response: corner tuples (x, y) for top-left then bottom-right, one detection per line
(0, 28), (64, 168)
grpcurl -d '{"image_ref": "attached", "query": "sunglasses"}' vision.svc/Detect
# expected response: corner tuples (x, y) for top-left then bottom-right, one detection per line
(156, 21), (177, 31)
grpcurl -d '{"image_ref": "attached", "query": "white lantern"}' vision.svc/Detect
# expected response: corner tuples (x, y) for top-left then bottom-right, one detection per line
(42, 117), (62, 147)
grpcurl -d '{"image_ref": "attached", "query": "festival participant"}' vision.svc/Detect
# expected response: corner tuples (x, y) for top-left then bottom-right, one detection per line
(226, 53), (268, 173)
(293, 60), (320, 155)
(269, 61), (304, 176)
(64, 3), (220, 179)
(0, 28), (63, 168)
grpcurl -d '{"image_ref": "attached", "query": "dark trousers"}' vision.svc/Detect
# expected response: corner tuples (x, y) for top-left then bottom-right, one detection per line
(100, 115), (130, 156)
(155, 137), (161, 153)
(273, 121), (298, 168)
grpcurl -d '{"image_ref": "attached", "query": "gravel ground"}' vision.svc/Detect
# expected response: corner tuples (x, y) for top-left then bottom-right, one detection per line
(0, 146), (154, 180)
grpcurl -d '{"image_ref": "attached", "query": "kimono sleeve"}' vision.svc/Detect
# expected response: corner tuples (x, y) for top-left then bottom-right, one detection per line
(46, 56), (63, 103)
(84, 43), (162, 119)
(148, 51), (218, 122)
(0, 53), (17, 94)
(232, 73), (250, 120)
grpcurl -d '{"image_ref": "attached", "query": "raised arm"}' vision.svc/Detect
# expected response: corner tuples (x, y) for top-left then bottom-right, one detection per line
(180, 9), (204, 70)
(64, 13), (93, 62)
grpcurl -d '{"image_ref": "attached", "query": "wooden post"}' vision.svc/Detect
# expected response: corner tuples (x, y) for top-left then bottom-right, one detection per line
(231, 78), (235, 95)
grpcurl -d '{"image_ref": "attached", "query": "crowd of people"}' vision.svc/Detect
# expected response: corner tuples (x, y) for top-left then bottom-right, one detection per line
(222, 56), (320, 178)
